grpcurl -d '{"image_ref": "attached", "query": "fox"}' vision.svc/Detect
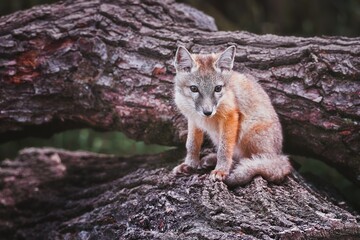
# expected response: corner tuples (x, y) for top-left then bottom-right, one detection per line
(172, 45), (292, 186)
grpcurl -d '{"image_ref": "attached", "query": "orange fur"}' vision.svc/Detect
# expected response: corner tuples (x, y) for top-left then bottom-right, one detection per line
(192, 127), (204, 151)
(241, 122), (273, 157)
(219, 111), (240, 156)
(193, 55), (215, 73)
(209, 110), (241, 181)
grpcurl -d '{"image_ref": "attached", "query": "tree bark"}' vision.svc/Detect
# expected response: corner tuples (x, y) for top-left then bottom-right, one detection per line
(0, 1), (360, 237)
(0, 147), (359, 239)
(0, 0), (359, 184)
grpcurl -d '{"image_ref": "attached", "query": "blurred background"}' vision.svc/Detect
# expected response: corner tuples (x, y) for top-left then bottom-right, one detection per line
(179, 0), (360, 36)
(0, 0), (359, 210)
(1, 0), (359, 36)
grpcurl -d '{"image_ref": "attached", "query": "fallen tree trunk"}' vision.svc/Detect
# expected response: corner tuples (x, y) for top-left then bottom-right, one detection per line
(1, 0), (359, 185)
(1, 1), (360, 238)
(0, 148), (359, 239)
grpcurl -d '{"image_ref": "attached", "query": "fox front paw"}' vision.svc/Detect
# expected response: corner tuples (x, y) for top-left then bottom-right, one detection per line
(210, 169), (228, 182)
(172, 163), (196, 175)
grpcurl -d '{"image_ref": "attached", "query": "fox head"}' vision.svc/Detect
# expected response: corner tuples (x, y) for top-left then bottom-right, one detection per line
(173, 46), (236, 118)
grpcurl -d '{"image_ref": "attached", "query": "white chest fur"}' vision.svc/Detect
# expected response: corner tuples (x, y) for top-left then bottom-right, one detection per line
(193, 116), (220, 146)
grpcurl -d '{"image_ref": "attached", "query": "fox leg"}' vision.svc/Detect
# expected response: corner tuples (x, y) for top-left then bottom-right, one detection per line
(210, 112), (239, 181)
(173, 121), (203, 175)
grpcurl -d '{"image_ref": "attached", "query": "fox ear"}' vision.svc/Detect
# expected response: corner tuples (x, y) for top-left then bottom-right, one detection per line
(174, 46), (194, 73)
(215, 45), (236, 72)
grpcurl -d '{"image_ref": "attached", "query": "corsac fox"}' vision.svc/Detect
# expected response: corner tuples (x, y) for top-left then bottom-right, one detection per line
(172, 45), (292, 186)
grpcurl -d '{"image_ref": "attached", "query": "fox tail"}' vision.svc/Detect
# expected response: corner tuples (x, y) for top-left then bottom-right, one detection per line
(225, 154), (292, 186)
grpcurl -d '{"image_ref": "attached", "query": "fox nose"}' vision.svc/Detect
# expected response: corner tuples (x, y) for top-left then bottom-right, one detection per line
(203, 110), (212, 116)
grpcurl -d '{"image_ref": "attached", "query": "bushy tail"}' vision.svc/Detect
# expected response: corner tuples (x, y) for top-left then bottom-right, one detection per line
(225, 154), (292, 186)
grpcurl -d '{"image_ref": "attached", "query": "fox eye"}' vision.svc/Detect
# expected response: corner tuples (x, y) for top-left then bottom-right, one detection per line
(190, 85), (199, 92)
(214, 85), (222, 92)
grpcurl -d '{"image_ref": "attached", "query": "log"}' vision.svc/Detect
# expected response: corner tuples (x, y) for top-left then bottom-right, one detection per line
(0, 0), (359, 184)
(0, 147), (359, 239)
(0, 1), (359, 238)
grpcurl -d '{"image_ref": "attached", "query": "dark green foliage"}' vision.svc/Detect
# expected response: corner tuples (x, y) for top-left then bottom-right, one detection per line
(179, 0), (360, 36)
(0, 129), (173, 160)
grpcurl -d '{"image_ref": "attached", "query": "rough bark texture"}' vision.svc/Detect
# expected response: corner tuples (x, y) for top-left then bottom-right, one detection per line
(0, 0), (359, 184)
(0, 1), (359, 238)
(0, 148), (359, 240)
